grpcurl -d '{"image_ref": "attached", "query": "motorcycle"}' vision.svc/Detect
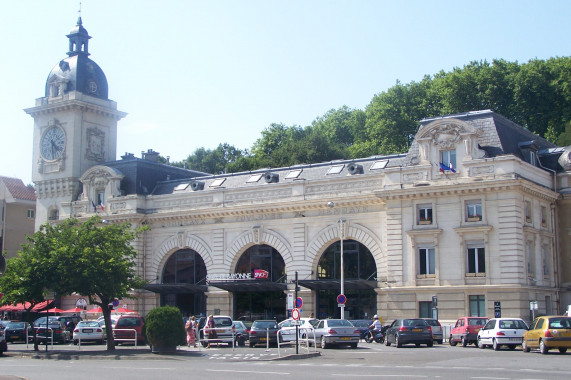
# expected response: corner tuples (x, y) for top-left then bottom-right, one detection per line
(365, 325), (388, 343)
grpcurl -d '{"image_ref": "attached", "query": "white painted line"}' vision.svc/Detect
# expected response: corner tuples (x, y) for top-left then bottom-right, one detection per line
(207, 369), (290, 375)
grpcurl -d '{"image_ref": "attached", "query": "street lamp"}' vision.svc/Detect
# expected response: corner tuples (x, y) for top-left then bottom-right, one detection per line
(327, 201), (345, 319)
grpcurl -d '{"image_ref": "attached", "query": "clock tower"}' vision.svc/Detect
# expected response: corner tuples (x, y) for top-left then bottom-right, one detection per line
(25, 17), (126, 229)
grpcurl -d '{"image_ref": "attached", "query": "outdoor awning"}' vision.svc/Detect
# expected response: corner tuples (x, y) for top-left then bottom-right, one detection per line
(298, 279), (377, 291)
(207, 280), (287, 293)
(0, 300), (53, 312)
(143, 283), (208, 294)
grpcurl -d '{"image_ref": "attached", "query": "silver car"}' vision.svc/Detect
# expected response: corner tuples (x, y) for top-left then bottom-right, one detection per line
(313, 319), (360, 349)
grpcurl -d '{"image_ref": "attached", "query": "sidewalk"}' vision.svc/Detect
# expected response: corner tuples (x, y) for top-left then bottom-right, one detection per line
(3, 343), (320, 361)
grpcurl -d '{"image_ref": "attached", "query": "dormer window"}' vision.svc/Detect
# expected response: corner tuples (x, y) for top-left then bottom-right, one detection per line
(440, 150), (456, 171)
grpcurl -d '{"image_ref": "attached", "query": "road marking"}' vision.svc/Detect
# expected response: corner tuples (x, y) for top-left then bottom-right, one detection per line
(207, 369), (290, 375)
(332, 375), (427, 378)
(471, 377), (510, 380)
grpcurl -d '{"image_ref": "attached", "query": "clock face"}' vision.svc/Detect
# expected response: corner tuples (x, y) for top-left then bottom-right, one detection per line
(40, 126), (66, 160)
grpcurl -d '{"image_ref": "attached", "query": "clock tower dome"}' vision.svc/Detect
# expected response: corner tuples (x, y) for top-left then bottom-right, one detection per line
(25, 17), (126, 228)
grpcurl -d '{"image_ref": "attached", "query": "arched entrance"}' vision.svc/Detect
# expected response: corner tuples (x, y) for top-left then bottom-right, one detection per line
(233, 245), (287, 321)
(310, 240), (377, 319)
(154, 249), (207, 317)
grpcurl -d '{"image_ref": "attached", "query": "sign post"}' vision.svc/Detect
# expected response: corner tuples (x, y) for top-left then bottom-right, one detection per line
(494, 301), (501, 318)
(337, 294), (347, 311)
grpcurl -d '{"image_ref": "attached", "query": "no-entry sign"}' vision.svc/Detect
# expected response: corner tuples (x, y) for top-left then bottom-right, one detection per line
(292, 308), (301, 320)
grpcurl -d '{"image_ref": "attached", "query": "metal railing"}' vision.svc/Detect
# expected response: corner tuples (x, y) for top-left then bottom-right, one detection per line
(198, 327), (235, 350)
(113, 328), (138, 348)
(277, 327), (317, 357)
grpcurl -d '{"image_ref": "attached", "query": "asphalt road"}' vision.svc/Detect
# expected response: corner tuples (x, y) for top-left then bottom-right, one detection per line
(1, 340), (570, 380)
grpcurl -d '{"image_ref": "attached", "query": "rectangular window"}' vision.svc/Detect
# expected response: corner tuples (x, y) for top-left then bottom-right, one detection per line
(27, 209), (35, 219)
(419, 301), (432, 318)
(525, 200), (532, 224)
(526, 241), (535, 276)
(441, 150), (456, 168)
(541, 206), (547, 227)
(466, 200), (482, 221)
(418, 204), (432, 225)
(469, 295), (486, 317)
(418, 247), (435, 275)
(542, 246), (549, 277)
(467, 246), (485, 275)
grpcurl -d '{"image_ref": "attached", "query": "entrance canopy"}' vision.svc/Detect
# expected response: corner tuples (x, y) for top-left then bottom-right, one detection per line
(208, 280), (287, 293)
(298, 279), (377, 291)
(143, 283), (208, 294)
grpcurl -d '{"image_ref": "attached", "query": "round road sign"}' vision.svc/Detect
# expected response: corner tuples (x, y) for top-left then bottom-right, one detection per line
(337, 294), (347, 305)
(295, 297), (303, 308)
(292, 308), (301, 320)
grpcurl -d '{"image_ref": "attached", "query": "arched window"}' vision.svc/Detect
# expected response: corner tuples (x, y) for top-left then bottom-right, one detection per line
(162, 249), (206, 285)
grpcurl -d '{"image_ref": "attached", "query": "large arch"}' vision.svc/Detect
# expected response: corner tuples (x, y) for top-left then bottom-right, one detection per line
(150, 232), (214, 282)
(306, 222), (383, 277)
(226, 228), (293, 271)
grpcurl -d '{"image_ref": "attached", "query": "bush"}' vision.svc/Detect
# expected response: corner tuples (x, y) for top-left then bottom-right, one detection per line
(145, 306), (185, 348)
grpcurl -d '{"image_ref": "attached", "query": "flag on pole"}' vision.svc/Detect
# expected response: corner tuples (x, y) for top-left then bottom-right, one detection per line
(439, 162), (456, 173)
(91, 200), (97, 212)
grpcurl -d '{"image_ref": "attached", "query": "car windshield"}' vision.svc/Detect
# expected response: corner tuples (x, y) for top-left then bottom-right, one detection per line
(78, 321), (99, 327)
(468, 318), (487, 326)
(233, 322), (246, 329)
(7, 322), (26, 328)
(499, 320), (527, 329)
(548, 317), (571, 329)
(327, 320), (353, 327)
(424, 319), (439, 326)
(214, 318), (232, 327)
(253, 321), (278, 329)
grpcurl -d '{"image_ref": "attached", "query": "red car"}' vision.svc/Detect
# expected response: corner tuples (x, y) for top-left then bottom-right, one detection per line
(449, 317), (488, 347)
(113, 315), (145, 345)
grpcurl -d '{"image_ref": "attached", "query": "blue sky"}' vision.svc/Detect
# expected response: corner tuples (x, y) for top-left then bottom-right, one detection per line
(2, 0), (570, 185)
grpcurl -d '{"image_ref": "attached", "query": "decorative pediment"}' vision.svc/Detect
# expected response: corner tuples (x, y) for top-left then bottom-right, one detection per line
(79, 165), (124, 200)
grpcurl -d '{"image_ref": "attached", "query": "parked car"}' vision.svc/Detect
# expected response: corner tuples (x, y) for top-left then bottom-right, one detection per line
(113, 315), (145, 345)
(522, 316), (571, 354)
(34, 315), (82, 333)
(197, 315), (235, 347)
(278, 318), (318, 345)
(0, 325), (7, 355)
(422, 318), (443, 344)
(4, 321), (33, 343)
(97, 316), (117, 338)
(384, 318), (433, 348)
(449, 317), (489, 347)
(232, 320), (249, 346)
(313, 319), (360, 349)
(350, 319), (372, 341)
(35, 321), (71, 344)
(0, 320), (12, 330)
(249, 320), (280, 347)
(477, 318), (528, 351)
(73, 320), (104, 345)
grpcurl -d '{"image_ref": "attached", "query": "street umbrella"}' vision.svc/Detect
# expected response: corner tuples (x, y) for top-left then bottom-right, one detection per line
(114, 307), (136, 314)
(86, 307), (103, 313)
(40, 307), (65, 313)
(62, 307), (84, 313)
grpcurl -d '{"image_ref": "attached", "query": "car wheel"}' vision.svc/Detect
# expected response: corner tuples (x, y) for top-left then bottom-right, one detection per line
(415, 343), (420, 347)
(320, 336), (328, 349)
(522, 339), (530, 353)
(477, 337), (485, 349)
(73, 340), (78, 345)
(493, 339), (500, 351)
(384, 336), (391, 346)
(508, 345), (516, 350)
(539, 339), (549, 355)
(449, 335), (457, 346)
(97, 340), (103, 345)
(249, 342), (254, 348)
(350, 343), (357, 349)
(437, 340), (443, 344)
(427, 341), (433, 348)
(461, 336), (468, 347)
(395, 335), (402, 348)
(558, 348), (567, 354)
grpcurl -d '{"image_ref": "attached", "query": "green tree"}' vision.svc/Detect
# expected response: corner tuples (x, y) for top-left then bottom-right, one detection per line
(0, 216), (147, 351)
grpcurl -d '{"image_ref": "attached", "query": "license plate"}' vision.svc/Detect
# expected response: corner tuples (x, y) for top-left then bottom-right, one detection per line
(12, 336), (19, 339)
(83, 329), (93, 333)
(509, 338), (520, 342)
(341, 337), (351, 341)
(260, 337), (267, 341)
(413, 329), (422, 332)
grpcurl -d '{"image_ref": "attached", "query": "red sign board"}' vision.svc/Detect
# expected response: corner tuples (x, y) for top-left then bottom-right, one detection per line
(292, 308), (300, 320)
(254, 269), (269, 279)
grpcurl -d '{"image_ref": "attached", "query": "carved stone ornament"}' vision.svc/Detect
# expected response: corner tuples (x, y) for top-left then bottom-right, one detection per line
(558, 146), (571, 171)
(85, 127), (106, 162)
(252, 226), (262, 245)
(428, 123), (464, 149)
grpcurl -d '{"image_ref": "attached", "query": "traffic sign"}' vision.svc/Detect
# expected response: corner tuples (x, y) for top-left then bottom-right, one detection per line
(112, 298), (119, 307)
(337, 294), (346, 305)
(292, 308), (301, 320)
(295, 297), (303, 309)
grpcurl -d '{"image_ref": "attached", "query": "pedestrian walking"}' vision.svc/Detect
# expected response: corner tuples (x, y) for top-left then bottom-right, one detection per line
(185, 316), (197, 347)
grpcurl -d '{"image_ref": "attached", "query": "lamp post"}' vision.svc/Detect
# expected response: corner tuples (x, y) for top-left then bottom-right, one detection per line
(327, 201), (345, 319)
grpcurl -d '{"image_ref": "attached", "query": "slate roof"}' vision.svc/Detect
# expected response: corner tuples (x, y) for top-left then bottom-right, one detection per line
(151, 154), (407, 196)
(0, 176), (36, 202)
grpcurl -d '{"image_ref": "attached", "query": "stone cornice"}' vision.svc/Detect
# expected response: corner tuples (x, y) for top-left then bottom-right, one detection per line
(24, 99), (127, 120)
(376, 177), (558, 202)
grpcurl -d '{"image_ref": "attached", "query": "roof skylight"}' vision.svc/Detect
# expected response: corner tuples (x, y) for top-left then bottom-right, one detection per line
(327, 165), (344, 175)
(285, 169), (302, 179)
(174, 183), (189, 191)
(210, 178), (226, 187)
(246, 174), (263, 183)
(370, 160), (389, 170)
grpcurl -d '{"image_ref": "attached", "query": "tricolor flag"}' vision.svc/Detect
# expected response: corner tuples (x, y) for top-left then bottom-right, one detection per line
(91, 200), (97, 212)
(439, 162), (456, 173)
